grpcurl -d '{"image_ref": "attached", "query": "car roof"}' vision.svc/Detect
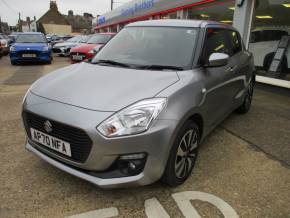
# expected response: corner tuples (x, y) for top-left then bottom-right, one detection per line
(98, 32), (116, 35)
(127, 19), (235, 30)
(93, 32), (116, 36)
(18, 32), (44, 35)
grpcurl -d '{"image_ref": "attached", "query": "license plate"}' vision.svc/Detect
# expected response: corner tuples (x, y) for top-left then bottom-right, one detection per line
(30, 128), (72, 157)
(22, 54), (36, 58)
(72, 55), (83, 61)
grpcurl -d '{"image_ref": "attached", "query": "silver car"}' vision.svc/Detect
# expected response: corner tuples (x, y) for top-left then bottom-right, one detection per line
(22, 20), (254, 188)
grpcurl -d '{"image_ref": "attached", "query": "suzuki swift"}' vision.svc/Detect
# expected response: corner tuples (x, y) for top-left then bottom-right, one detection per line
(22, 20), (255, 188)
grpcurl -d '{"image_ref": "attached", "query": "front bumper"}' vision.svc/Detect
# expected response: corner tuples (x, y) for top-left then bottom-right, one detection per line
(26, 142), (145, 188)
(23, 92), (178, 187)
(10, 51), (51, 62)
(52, 47), (70, 56)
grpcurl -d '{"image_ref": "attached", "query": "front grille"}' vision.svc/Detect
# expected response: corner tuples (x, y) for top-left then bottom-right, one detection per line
(18, 50), (40, 57)
(23, 111), (93, 163)
(52, 48), (61, 53)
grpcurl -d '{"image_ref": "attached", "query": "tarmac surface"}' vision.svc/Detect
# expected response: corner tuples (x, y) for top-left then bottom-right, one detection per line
(0, 55), (290, 218)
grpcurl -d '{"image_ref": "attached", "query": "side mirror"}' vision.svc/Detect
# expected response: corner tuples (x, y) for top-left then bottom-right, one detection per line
(207, 53), (229, 67)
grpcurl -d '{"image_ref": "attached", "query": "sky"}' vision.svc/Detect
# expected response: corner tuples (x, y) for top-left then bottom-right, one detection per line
(0, 0), (131, 26)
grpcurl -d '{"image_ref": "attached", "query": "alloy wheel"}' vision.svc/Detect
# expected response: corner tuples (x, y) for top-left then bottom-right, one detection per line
(245, 81), (254, 109)
(174, 129), (198, 179)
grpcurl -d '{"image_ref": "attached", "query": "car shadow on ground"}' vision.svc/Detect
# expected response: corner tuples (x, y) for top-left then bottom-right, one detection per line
(3, 65), (45, 85)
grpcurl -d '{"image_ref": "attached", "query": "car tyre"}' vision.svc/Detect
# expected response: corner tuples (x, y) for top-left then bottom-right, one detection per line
(162, 121), (200, 187)
(10, 61), (17, 65)
(236, 80), (254, 114)
(47, 56), (52, 64)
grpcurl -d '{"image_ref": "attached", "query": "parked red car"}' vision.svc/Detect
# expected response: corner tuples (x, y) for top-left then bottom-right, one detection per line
(70, 33), (116, 63)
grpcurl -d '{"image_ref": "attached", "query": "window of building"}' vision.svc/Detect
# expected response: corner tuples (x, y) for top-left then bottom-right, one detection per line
(186, 0), (235, 25)
(110, 25), (117, 33)
(152, 15), (161, 20)
(250, 30), (288, 43)
(168, 12), (177, 19)
(249, 0), (290, 81)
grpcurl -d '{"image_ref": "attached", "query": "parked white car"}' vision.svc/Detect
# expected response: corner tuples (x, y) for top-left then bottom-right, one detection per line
(249, 27), (290, 72)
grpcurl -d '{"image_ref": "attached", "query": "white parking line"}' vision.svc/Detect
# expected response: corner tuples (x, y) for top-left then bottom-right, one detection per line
(145, 197), (170, 218)
(66, 207), (119, 218)
(172, 191), (239, 218)
(67, 191), (238, 218)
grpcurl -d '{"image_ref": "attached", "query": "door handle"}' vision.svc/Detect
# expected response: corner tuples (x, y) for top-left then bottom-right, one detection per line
(226, 66), (237, 72)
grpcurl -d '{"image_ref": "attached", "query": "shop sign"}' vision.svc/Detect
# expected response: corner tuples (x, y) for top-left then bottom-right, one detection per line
(97, 16), (106, 25)
(121, 0), (155, 17)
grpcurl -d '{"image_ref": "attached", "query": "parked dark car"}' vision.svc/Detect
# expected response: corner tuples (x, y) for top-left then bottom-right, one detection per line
(46, 34), (60, 43)
(22, 20), (254, 188)
(9, 32), (52, 65)
(8, 32), (21, 44)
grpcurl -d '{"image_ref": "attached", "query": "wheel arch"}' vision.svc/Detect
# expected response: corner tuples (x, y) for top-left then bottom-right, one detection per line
(187, 113), (204, 140)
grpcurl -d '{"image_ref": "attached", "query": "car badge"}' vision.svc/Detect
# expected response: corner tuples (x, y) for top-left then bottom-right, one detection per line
(27, 48), (30, 50)
(44, 120), (53, 133)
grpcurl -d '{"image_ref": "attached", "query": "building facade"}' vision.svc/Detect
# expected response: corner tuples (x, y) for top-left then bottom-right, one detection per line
(38, 1), (72, 35)
(0, 21), (9, 34)
(66, 10), (93, 34)
(21, 17), (37, 32)
(94, 0), (290, 89)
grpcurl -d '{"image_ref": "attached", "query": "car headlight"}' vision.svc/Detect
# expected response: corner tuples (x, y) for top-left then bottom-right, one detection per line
(88, 49), (95, 54)
(97, 98), (167, 138)
(10, 46), (15, 52)
(42, 46), (49, 52)
(22, 87), (31, 105)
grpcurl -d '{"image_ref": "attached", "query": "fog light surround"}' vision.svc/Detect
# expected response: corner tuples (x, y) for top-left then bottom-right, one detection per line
(119, 153), (146, 160)
(117, 153), (147, 176)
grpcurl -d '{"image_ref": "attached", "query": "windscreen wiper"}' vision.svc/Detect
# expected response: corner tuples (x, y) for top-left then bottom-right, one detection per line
(93, 59), (132, 68)
(138, 65), (184, 71)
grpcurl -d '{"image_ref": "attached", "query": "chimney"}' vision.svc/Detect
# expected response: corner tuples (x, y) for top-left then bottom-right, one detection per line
(68, 10), (73, 16)
(50, 1), (58, 10)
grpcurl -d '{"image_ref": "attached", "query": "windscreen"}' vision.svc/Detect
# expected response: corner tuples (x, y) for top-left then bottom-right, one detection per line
(92, 27), (198, 69)
(66, 36), (81, 42)
(16, 34), (46, 43)
(79, 35), (91, 43)
(87, 34), (112, 44)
